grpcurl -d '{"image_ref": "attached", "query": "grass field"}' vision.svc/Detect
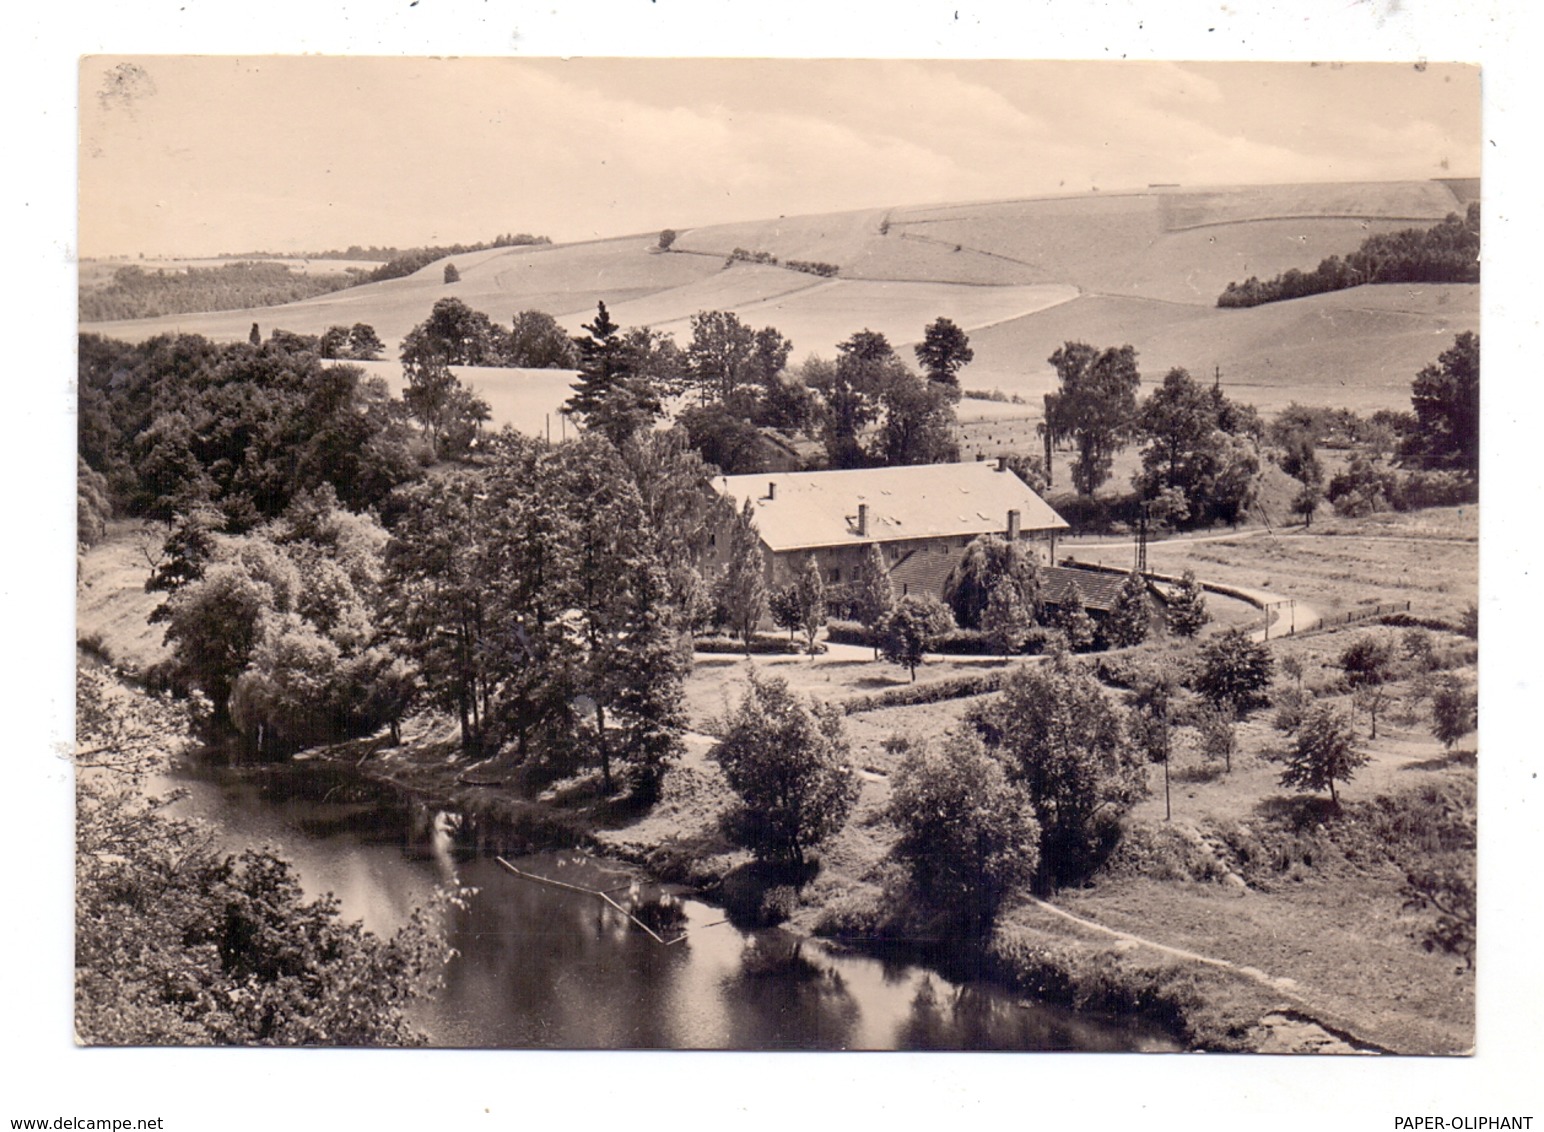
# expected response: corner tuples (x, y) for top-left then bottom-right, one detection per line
(76, 522), (170, 673)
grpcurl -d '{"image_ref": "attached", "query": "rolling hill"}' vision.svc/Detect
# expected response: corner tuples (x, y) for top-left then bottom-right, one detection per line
(79, 179), (1479, 421)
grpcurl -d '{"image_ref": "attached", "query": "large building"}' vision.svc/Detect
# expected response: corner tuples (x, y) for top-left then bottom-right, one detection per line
(713, 460), (1070, 598)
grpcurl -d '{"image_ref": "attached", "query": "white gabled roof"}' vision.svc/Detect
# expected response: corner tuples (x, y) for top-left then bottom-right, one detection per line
(716, 462), (1069, 553)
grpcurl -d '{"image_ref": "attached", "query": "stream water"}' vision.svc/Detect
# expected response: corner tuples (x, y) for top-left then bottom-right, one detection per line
(159, 754), (1178, 1051)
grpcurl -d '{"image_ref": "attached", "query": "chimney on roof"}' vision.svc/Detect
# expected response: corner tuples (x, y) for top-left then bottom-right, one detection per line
(857, 502), (869, 537)
(768, 481), (777, 500)
(997, 455), (1009, 472)
(1007, 509), (1021, 540)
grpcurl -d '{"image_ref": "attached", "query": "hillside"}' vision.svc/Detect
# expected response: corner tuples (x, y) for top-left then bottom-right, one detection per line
(79, 179), (1478, 420)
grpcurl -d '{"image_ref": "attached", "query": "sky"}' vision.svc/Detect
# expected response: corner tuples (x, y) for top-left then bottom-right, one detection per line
(77, 57), (1480, 259)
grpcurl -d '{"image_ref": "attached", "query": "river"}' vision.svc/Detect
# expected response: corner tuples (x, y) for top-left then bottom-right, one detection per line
(159, 753), (1178, 1051)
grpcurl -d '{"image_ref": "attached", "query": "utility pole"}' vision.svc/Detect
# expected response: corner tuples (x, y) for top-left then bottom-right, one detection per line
(1136, 502), (1149, 575)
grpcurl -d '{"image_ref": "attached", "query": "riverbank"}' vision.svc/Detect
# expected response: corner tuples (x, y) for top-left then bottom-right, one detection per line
(306, 676), (1463, 1055)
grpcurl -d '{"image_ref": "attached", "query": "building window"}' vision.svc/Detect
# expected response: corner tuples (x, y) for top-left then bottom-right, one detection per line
(830, 568), (842, 583)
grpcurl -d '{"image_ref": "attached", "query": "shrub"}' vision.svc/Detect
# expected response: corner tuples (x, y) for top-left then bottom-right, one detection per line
(1393, 470), (1477, 510)
(1272, 687), (1311, 734)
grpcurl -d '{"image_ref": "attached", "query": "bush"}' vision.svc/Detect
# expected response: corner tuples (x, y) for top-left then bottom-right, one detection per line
(1393, 470), (1477, 510)
(1272, 687), (1312, 734)
(1103, 823), (1230, 883)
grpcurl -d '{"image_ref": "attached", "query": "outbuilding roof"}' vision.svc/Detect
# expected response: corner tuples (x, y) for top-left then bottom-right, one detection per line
(716, 462), (1069, 553)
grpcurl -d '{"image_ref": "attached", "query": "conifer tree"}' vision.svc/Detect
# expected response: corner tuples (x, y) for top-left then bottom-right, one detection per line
(1167, 569), (1210, 637)
(1104, 570), (1152, 648)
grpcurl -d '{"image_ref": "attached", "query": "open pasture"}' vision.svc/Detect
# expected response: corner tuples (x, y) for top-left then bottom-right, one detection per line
(1140, 512), (1477, 625)
(891, 181), (1464, 305)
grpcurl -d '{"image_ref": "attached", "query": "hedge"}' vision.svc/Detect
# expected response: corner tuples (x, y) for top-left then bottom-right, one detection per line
(842, 670), (1006, 714)
(826, 621), (1050, 657)
(694, 634), (801, 655)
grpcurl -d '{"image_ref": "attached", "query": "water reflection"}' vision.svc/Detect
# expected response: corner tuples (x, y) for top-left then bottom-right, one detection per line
(159, 757), (1178, 1051)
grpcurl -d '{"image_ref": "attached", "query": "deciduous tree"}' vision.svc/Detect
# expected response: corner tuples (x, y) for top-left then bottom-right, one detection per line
(715, 498), (768, 647)
(887, 731), (1039, 936)
(713, 673), (859, 871)
(1430, 675), (1477, 753)
(1193, 628), (1273, 715)
(968, 650), (1145, 887)
(1279, 704), (1368, 808)
(913, 317), (974, 395)
(508, 310), (580, 369)
(1403, 331), (1479, 476)
(795, 554), (827, 655)
(944, 534), (1041, 631)
(878, 594), (955, 681)
(1044, 341), (1141, 495)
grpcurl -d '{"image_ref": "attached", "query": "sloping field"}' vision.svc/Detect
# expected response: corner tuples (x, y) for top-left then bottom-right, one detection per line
(1158, 180), (1462, 230)
(962, 283), (1478, 417)
(675, 206), (1044, 285)
(80, 180), (1477, 422)
(348, 360), (578, 437)
(891, 186), (1461, 305)
(623, 278), (1078, 359)
(559, 262), (828, 334)
(79, 236), (720, 351)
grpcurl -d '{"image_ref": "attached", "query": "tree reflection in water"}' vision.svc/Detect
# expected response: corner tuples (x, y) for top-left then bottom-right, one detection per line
(721, 935), (860, 1050)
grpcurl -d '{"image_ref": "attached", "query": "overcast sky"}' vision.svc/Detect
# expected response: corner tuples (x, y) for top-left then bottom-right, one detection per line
(76, 57), (1479, 259)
